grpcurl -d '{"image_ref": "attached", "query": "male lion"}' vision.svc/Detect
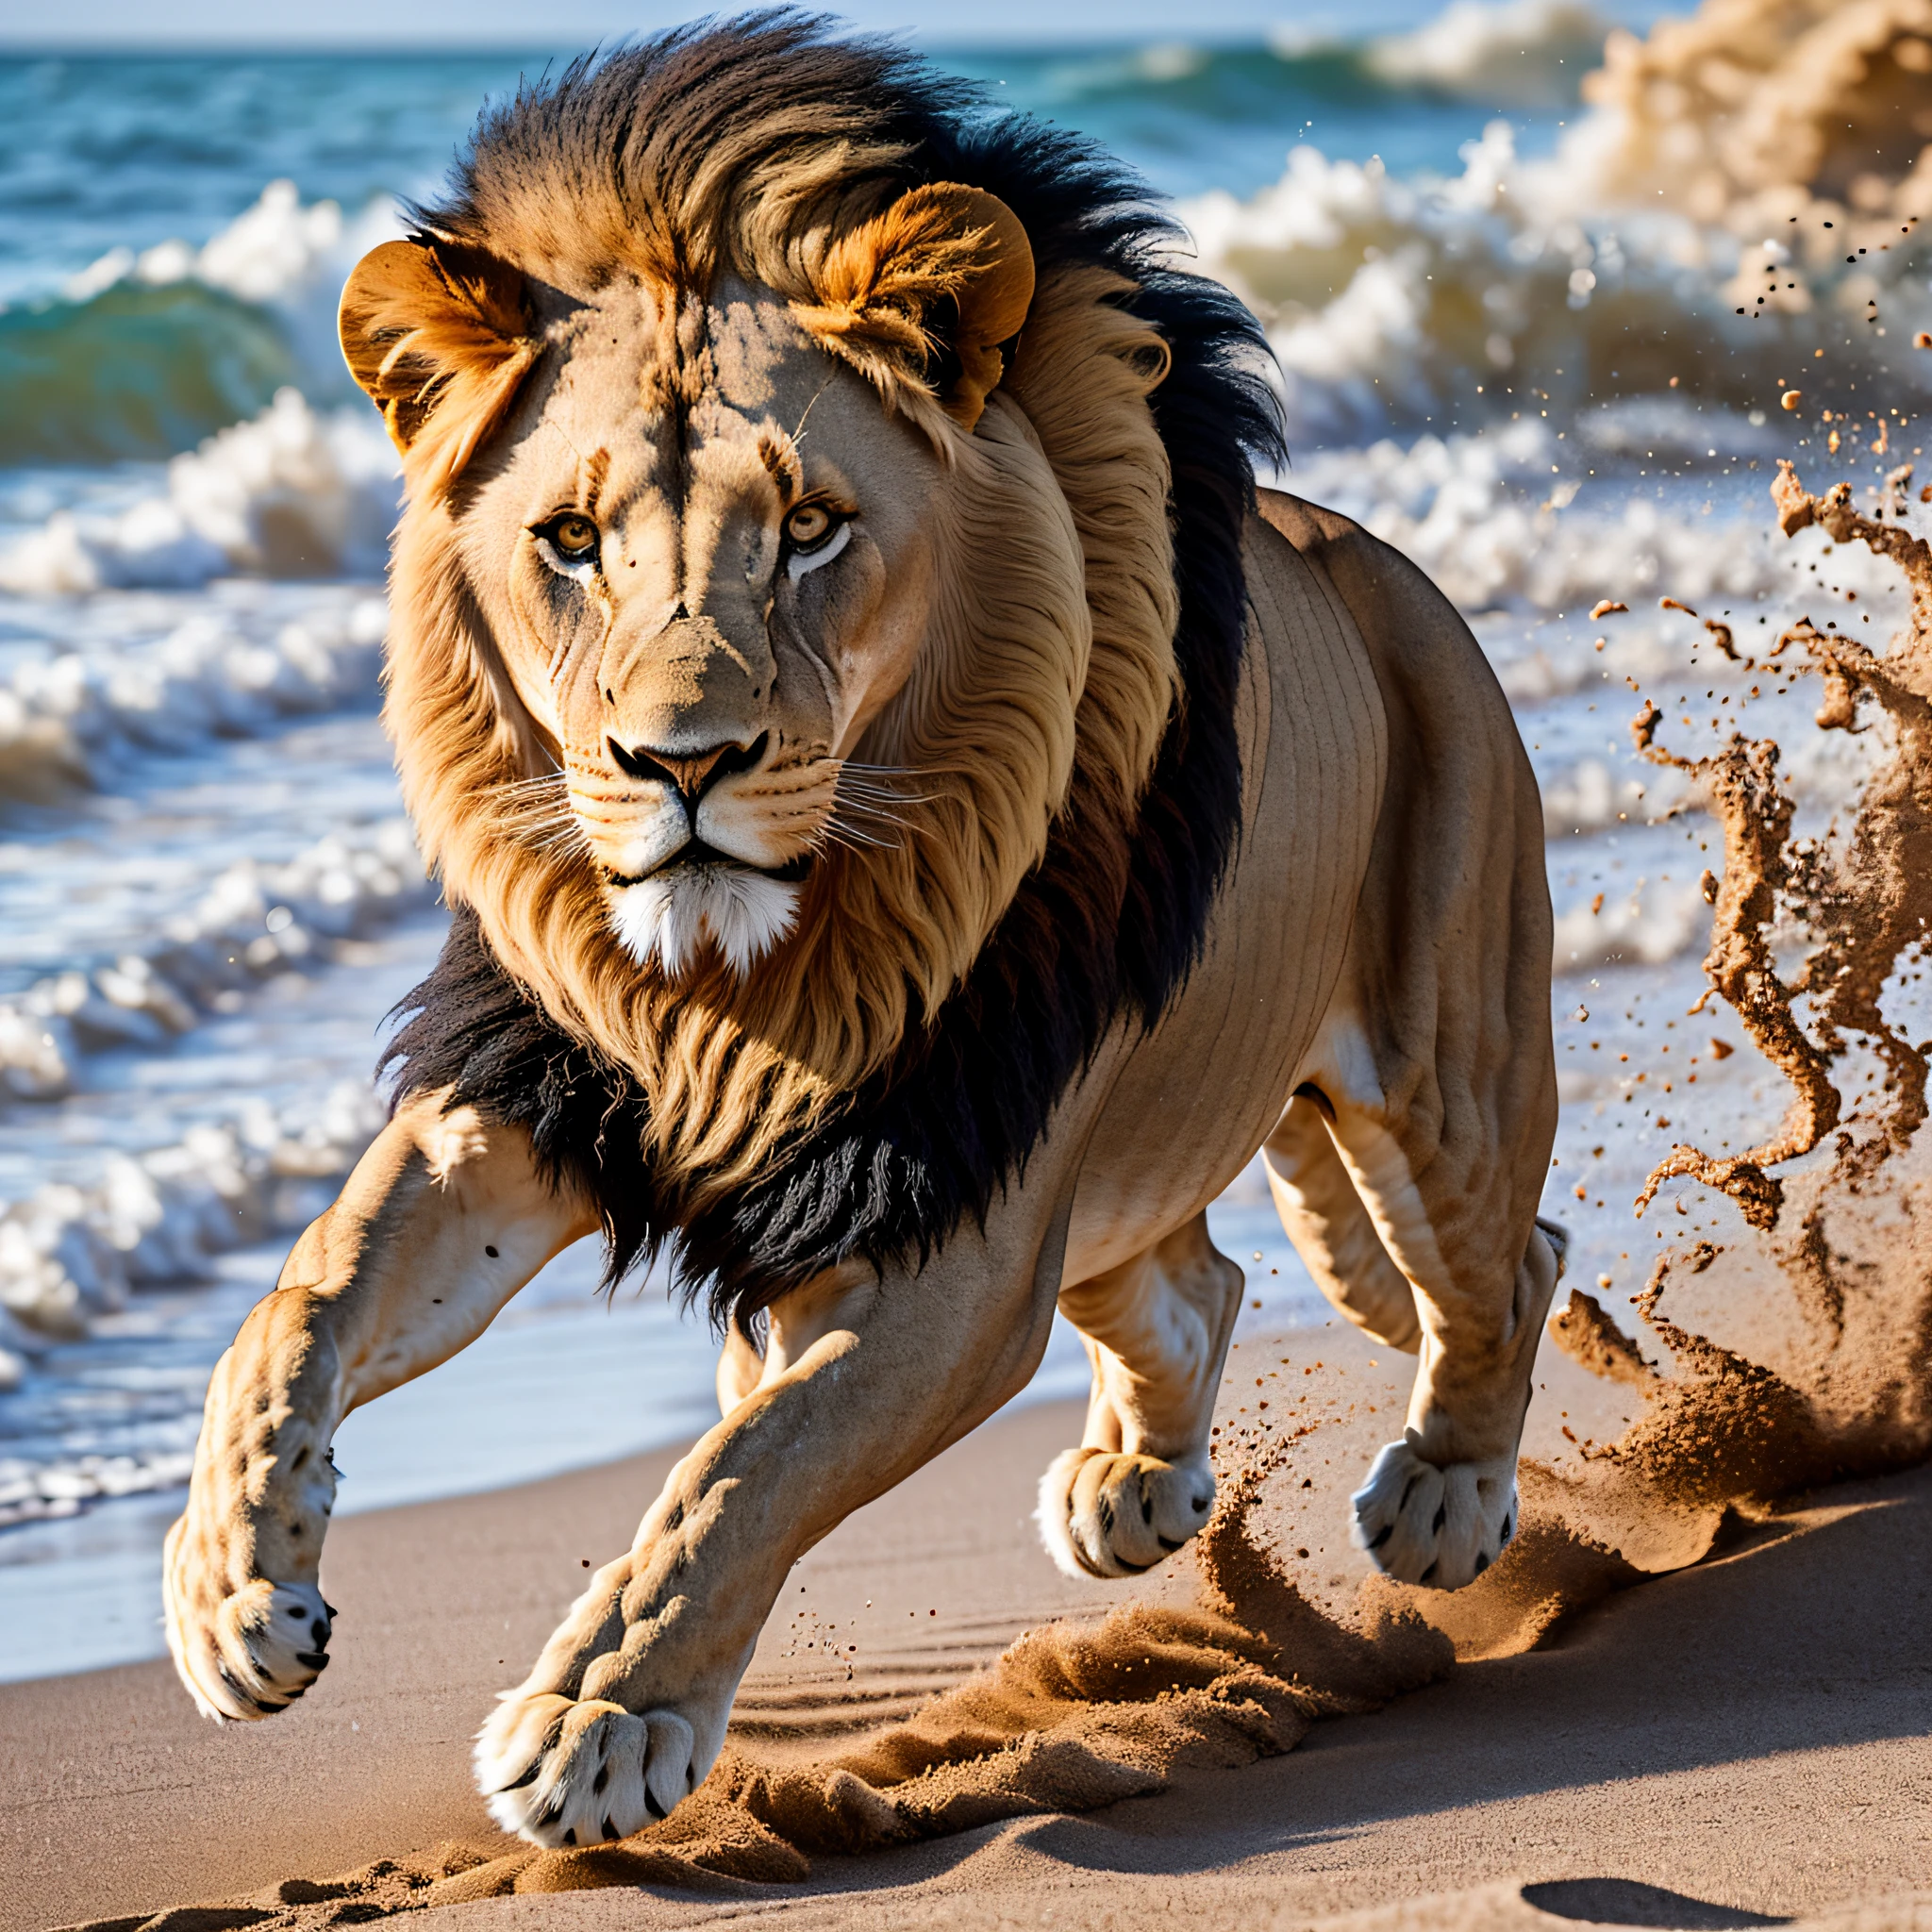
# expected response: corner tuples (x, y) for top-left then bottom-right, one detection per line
(163, 22), (1561, 1847)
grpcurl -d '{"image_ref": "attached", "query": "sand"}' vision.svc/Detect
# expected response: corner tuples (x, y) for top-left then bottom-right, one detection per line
(5, 1344), (1930, 1932)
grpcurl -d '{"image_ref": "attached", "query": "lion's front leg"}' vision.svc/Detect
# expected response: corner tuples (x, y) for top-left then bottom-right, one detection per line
(476, 1233), (1062, 1847)
(163, 1286), (346, 1721)
(472, 1454), (757, 1842)
(164, 1094), (591, 1722)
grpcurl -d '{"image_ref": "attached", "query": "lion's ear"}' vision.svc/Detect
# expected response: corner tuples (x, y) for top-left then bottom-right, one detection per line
(339, 239), (537, 491)
(797, 184), (1036, 431)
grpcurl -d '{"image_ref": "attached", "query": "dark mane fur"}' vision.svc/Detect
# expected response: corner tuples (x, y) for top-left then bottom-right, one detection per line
(380, 12), (1286, 1332)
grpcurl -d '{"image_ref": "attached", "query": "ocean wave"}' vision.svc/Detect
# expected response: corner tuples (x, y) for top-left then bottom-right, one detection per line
(0, 1447), (196, 1524)
(0, 390), (397, 599)
(0, 1077), (391, 1419)
(1190, 0), (1932, 450)
(1552, 874), (1708, 973)
(1283, 420), (1800, 612)
(0, 816), (428, 1114)
(0, 181), (393, 466)
(1364, 0), (1608, 108)
(0, 281), (295, 468)
(1020, 1), (1603, 127)
(59, 177), (356, 310)
(0, 561), (390, 802)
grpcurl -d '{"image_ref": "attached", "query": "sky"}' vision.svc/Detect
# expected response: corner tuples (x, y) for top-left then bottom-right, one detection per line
(0, 0), (1450, 49)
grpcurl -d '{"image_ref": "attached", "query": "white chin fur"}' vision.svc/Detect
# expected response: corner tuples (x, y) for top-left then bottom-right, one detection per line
(608, 865), (799, 978)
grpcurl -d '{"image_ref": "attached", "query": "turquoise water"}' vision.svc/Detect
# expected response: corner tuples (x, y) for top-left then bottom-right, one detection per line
(0, 30), (1591, 289)
(0, 13), (1663, 460)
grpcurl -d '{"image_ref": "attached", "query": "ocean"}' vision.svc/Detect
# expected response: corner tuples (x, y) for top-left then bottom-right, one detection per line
(6, 0), (1929, 1677)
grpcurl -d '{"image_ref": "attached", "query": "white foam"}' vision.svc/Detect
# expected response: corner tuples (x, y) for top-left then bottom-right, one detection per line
(0, 1079), (388, 1347)
(1179, 119), (1932, 451)
(63, 178), (396, 317)
(0, 582), (391, 806)
(1366, 0), (1607, 107)
(1540, 756), (1660, 835)
(1282, 425), (1797, 615)
(0, 818), (428, 1111)
(0, 390), (398, 596)
(1553, 874), (1708, 973)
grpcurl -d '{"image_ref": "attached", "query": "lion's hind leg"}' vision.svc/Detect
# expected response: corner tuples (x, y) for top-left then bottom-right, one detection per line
(1266, 1090), (1554, 1588)
(1041, 1215), (1241, 1579)
(1321, 1093), (1564, 1590)
(1264, 1093), (1420, 1353)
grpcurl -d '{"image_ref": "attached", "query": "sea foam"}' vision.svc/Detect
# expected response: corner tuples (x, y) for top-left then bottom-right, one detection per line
(0, 817), (427, 1111)
(0, 390), (397, 597)
(1365, 0), (1608, 107)
(0, 180), (397, 465)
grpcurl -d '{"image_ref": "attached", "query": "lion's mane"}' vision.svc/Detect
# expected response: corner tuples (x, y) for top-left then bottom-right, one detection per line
(381, 15), (1284, 1325)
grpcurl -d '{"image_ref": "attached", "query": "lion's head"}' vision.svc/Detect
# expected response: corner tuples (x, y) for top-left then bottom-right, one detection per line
(344, 25), (1191, 1195)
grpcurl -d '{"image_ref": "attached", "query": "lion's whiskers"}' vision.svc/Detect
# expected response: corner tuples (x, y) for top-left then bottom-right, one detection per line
(482, 774), (597, 859)
(832, 763), (937, 835)
(526, 820), (596, 856)
(836, 792), (923, 823)
(837, 781), (935, 810)
(816, 815), (902, 856)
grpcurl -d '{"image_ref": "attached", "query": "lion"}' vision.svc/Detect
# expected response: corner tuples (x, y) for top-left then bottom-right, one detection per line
(161, 20), (1562, 1850)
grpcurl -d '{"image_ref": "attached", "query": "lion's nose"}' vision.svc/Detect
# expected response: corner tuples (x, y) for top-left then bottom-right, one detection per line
(608, 732), (768, 810)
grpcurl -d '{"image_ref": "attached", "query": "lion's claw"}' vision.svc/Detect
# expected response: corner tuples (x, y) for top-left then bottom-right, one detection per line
(1349, 1436), (1517, 1591)
(1037, 1445), (1215, 1579)
(163, 1513), (335, 1722)
(475, 1691), (700, 1845)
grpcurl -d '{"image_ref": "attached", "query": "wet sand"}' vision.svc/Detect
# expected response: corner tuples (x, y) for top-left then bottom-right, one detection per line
(6, 1335), (1930, 1932)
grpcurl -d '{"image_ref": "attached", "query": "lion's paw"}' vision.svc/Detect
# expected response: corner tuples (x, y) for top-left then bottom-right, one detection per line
(162, 1519), (334, 1722)
(1349, 1435), (1517, 1591)
(475, 1690), (705, 1846)
(1037, 1445), (1215, 1579)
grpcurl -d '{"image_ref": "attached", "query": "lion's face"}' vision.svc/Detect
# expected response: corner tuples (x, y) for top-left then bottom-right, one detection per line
(342, 172), (1178, 1171)
(458, 279), (945, 976)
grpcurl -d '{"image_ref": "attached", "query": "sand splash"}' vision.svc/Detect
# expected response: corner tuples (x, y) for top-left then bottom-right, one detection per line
(75, 454), (1932, 1927)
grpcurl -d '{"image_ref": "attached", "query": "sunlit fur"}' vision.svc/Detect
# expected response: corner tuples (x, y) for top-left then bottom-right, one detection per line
(373, 33), (1180, 1205)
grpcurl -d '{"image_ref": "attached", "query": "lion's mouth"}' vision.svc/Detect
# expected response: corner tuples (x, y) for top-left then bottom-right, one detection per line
(602, 842), (814, 890)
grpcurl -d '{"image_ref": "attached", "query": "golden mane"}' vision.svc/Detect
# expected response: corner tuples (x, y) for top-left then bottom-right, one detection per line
(376, 48), (1180, 1204)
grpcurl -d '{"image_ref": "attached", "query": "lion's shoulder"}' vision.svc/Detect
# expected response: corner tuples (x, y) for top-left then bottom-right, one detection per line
(1253, 486), (1524, 753)
(1256, 489), (1473, 673)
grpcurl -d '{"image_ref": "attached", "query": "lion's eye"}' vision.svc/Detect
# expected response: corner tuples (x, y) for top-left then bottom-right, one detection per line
(541, 513), (600, 563)
(783, 503), (838, 552)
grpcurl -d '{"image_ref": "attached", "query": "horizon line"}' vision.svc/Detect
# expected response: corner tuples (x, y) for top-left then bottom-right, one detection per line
(0, 28), (1311, 54)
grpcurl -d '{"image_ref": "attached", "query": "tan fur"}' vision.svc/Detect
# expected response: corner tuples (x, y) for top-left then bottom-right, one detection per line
(163, 487), (1561, 1842)
(162, 1092), (593, 1724)
(338, 241), (538, 492)
(163, 87), (1560, 1846)
(789, 183), (1038, 430)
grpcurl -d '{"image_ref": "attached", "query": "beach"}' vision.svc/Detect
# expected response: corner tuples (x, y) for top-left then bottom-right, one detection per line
(7, 1325), (1930, 1930)
(7, 0), (1932, 1923)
